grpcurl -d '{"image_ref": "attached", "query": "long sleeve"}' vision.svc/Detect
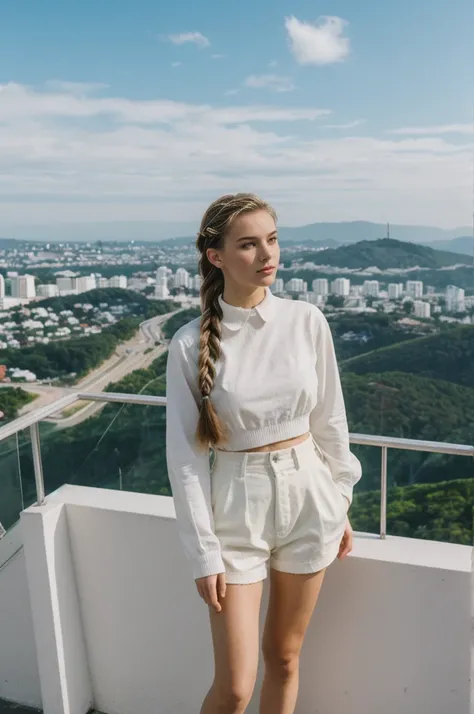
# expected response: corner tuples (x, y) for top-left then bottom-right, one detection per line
(309, 311), (362, 508)
(165, 334), (225, 580)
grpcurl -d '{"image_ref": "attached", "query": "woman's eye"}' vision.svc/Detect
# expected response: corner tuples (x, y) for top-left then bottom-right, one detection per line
(241, 242), (255, 249)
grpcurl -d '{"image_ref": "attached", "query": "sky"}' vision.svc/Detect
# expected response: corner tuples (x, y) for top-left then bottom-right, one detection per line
(0, 0), (473, 238)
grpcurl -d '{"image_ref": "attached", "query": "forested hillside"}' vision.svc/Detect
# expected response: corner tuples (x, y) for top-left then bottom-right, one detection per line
(0, 318), (139, 379)
(300, 238), (469, 269)
(342, 325), (474, 388)
(39, 287), (175, 318)
(0, 387), (36, 422)
(341, 371), (474, 490)
(350, 478), (472, 545)
(0, 296), (176, 380)
(162, 307), (200, 339)
(330, 312), (429, 361)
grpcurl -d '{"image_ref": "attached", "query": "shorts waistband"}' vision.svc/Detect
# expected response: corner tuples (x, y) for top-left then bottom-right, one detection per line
(214, 433), (317, 469)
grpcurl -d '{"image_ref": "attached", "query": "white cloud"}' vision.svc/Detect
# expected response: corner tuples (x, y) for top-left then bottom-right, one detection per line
(324, 120), (365, 129)
(0, 82), (471, 230)
(268, 60), (278, 68)
(224, 89), (239, 96)
(389, 124), (474, 135)
(244, 74), (295, 93)
(166, 32), (210, 48)
(171, 62), (183, 68)
(0, 82), (328, 124)
(45, 80), (108, 94)
(285, 15), (350, 65)
(211, 54), (226, 59)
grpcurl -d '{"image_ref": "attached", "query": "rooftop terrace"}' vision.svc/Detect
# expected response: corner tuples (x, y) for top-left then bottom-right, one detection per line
(0, 391), (472, 714)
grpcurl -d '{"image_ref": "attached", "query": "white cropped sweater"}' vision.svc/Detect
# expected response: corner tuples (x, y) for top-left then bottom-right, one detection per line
(165, 288), (362, 579)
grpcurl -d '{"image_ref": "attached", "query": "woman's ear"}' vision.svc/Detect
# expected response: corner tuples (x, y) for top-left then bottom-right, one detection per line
(206, 248), (223, 269)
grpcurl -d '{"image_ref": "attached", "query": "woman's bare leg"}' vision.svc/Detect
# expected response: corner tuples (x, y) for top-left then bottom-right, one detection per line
(201, 581), (264, 714)
(260, 568), (326, 714)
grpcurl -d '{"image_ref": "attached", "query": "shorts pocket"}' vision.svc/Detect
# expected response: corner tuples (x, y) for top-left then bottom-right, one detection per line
(310, 444), (347, 525)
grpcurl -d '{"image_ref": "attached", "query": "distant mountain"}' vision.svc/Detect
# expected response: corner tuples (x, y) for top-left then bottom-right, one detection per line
(1, 219), (470, 244)
(0, 238), (22, 249)
(278, 221), (470, 246)
(299, 238), (471, 270)
(157, 236), (195, 247)
(1, 221), (198, 243)
(430, 236), (473, 257)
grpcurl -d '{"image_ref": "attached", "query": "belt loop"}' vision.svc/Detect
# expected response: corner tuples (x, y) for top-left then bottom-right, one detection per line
(239, 453), (248, 480)
(291, 447), (300, 470)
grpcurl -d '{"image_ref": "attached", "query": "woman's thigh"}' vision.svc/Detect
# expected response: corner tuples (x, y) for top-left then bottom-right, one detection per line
(262, 568), (326, 664)
(209, 581), (264, 694)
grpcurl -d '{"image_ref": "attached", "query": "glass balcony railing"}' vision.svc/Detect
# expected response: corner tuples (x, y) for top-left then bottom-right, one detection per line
(0, 391), (473, 544)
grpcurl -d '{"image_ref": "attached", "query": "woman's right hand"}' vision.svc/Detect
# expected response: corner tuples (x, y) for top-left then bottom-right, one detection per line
(195, 573), (226, 613)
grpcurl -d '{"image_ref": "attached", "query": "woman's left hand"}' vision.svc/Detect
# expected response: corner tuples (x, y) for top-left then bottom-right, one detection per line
(337, 517), (353, 560)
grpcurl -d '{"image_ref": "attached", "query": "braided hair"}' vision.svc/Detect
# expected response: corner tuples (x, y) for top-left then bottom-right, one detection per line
(195, 193), (277, 448)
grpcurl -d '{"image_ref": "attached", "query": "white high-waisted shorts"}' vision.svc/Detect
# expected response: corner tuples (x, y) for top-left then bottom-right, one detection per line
(211, 434), (349, 584)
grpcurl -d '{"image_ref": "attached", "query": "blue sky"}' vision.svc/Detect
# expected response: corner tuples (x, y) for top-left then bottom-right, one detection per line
(0, 0), (472, 237)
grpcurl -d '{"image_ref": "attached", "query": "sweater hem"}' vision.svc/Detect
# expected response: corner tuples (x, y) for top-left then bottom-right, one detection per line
(217, 415), (310, 452)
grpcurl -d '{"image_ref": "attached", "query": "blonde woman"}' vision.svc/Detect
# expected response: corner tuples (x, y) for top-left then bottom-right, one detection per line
(166, 193), (362, 714)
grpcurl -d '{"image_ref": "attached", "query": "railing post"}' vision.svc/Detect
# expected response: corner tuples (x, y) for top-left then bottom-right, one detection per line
(380, 446), (388, 539)
(30, 423), (45, 506)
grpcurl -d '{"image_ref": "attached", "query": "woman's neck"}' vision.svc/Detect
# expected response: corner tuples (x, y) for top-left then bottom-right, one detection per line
(222, 286), (266, 310)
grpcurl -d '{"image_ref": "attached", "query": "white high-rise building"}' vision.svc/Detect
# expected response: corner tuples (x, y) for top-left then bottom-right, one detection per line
(11, 275), (36, 299)
(286, 278), (306, 293)
(155, 276), (169, 299)
(37, 284), (59, 298)
(445, 285), (465, 312)
(192, 274), (202, 291)
(56, 277), (74, 294)
(362, 280), (380, 297)
(97, 277), (109, 288)
(156, 266), (169, 280)
(272, 278), (285, 293)
(413, 301), (431, 319)
(175, 268), (190, 289)
(406, 281), (423, 299)
(0, 275), (4, 299)
(299, 292), (324, 306)
(109, 275), (128, 289)
(331, 278), (350, 296)
(74, 275), (96, 293)
(388, 283), (402, 300)
(312, 279), (329, 296)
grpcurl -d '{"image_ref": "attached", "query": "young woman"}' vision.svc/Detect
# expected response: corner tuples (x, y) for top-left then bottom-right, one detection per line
(166, 193), (362, 714)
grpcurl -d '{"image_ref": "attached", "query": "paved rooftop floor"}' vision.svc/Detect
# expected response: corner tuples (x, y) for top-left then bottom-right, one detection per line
(0, 702), (102, 714)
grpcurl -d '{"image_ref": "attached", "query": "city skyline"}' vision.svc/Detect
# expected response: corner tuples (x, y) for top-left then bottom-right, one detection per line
(0, 0), (472, 235)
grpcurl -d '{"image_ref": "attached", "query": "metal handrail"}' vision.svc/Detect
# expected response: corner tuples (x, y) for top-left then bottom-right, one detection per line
(0, 392), (78, 442)
(350, 432), (474, 457)
(76, 391), (167, 407)
(1, 391), (472, 540)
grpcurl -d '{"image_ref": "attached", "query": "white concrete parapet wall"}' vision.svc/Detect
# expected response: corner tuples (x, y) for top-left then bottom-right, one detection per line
(20, 485), (472, 714)
(0, 522), (42, 709)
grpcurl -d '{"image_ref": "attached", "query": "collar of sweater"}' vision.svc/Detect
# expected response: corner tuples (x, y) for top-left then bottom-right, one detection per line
(218, 288), (276, 331)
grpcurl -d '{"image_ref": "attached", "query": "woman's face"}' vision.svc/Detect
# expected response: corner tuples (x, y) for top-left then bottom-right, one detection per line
(207, 209), (280, 291)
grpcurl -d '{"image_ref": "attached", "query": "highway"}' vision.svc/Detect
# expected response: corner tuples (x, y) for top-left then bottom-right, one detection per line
(2, 308), (184, 427)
